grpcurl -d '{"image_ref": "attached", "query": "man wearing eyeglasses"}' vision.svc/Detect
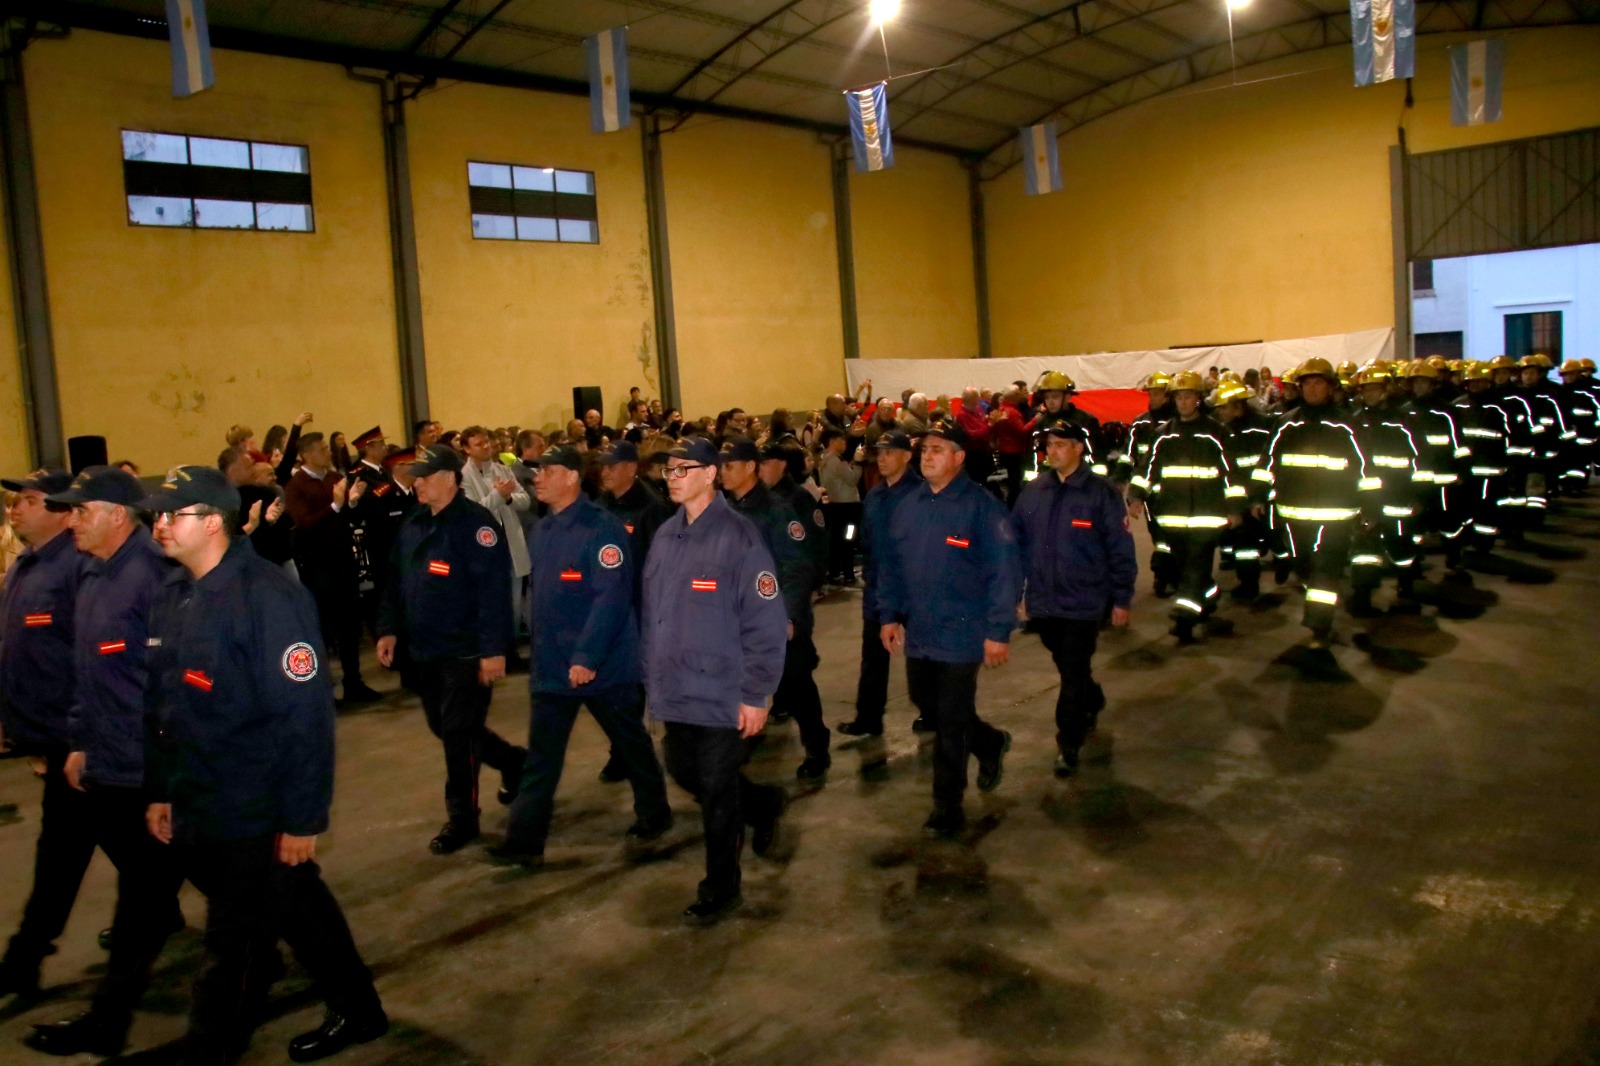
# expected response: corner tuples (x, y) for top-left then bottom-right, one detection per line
(642, 439), (789, 926)
(0, 469), (89, 998)
(141, 466), (386, 1064)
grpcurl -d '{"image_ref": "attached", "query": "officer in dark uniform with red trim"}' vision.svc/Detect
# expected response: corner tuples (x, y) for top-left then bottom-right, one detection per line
(376, 444), (528, 856)
(141, 466), (386, 1064)
(490, 447), (671, 866)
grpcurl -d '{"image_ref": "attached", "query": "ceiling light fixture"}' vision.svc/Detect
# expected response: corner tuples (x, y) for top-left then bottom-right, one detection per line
(869, 0), (901, 24)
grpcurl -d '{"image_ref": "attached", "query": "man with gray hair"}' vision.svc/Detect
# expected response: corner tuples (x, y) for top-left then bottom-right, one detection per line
(899, 393), (931, 436)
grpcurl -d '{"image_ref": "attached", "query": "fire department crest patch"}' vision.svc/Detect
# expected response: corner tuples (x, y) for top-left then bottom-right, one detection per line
(598, 543), (623, 569)
(476, 526), (498, 547)
(756, 571), (779, 600)
(813, 509), (825, 528)
(787, 520), (805, 541)
(282, 642), (318, 682)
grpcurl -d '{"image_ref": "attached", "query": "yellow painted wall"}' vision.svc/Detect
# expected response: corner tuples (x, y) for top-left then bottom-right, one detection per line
(25, 30), (402, 473)
(408, 82), (657, 434)
(986, 25), (1600, 360)
(663, 120), (844, 419)
(851, 148), (978, 361)
(0, 205), (29, 474)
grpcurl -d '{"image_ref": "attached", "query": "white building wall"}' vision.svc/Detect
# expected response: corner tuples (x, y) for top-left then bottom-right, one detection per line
(1414, 243), (1600, 361)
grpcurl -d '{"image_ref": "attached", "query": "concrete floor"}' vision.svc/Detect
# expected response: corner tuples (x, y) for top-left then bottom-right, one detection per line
(3, 499), (1600, 1066)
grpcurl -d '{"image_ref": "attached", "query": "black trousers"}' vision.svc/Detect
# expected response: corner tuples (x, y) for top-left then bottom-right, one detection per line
(661, 724), (783, 902)
(905, 658), (1005, 809)
(4, 759), (183, 1017)
(773, 630), (830, 759)
(853, 613), (892, 729)
(504, 686), (670, 854)
(300, 563), (365, 689)
(179, 834), (380, 1066)
(822, 501), (860, 580)
(1221, 513), (1267, 592)
(1033, 618), (1105, 756)
(1278, 519), (1353, 631)
(1167, 530), (1221, 618)
(415, 658), (526, 828)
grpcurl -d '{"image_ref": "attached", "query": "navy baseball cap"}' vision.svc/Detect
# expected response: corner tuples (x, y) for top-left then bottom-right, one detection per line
(596, 441), (640, 466)
(667, 438), (721, 466)
(45, 466), (146, 507)
(138, 466), (242, 513)
(720, 438), (760, 463)
(922, 421), (970, 449)
(1042, 422), (1090, 443)
(536, 445), (585, 472)
(408, 443), (464, 476)
(1, 469), (74, 496)
(873, 429), (913, 452)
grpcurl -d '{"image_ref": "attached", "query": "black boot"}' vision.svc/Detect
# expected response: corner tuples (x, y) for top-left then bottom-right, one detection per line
(26, 1011), (130, 1057)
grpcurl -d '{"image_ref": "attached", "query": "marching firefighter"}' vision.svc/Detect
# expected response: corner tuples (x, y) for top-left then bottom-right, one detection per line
(1401, 359), (1471, 568)
(1252, 358), (1380, 648)
(1347, 364), (1421, 615)
(1212, 381), (1273, 601)
(1453, 362), (1514, 552)
(1128, 372), (1245, 643)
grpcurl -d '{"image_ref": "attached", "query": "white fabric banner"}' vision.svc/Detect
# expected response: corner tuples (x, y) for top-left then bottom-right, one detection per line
(843, 327), (1395, 400)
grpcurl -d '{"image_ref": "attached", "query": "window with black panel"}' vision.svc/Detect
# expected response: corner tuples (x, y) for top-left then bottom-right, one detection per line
(121, 130), (313, 232)
(467, 161), (598, 244)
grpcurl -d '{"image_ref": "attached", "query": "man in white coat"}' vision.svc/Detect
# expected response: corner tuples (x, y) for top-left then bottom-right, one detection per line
(461, 425), (532, 671)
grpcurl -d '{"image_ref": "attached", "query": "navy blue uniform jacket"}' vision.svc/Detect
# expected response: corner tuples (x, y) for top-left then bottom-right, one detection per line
(1013, 465), (1137, 621)
(528, 496), (640, 695)
(0, 530), (87, 752)
(726, 483), (812, 629)
(145, 540), (335, 842)
(859, 470), (921, 623)
(877, 474), (1022, 664)
(641, 494), (788, 728)
(73, 533), (171, 788)
(377, 490), (513, 661)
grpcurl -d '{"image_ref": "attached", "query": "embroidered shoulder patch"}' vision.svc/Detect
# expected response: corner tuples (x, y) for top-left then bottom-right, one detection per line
(282, 642), (319, 683)
(476, 526), (498, 547)
(787, 520), (806, 541)
(813, 508), (825, 528)
(598, 543), (623, 569)
(756, 571), (779, 600)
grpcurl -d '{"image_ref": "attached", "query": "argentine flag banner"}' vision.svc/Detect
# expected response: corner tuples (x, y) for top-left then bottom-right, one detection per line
(166, 0), (214, 98)
(1350, 0), (1414, 87)
(847, 83), (894, 173)
(1450, 40), (1504, 126)
(587, 27), (631, 133)
(1019, 122), (1063, 196)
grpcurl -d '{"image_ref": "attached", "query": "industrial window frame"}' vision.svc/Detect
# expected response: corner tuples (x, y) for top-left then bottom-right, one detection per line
(1504, 310), (1563, 361)
(120, 129), (315, 233)
(466, 161), (599, 245)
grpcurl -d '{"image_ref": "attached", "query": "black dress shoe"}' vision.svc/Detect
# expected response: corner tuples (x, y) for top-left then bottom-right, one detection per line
(27, 1011), (130, 1056)
(341, 683), (383, 704)
(768, 707), (792, 724)
(751, 790), (788, 858)
(911, 716), (934, 733)
(485, 842), (543, 868)
(0, 959), (40, 998)
(683, 893), (742, 927)
(1054, 750), (1080, 779)
(597, 756), (628, 784)
(795, 755), (831, 782)
(287, 1008), (389, 1063)
(836, 719), (882, 737)
(429, 821), (478, 854)
(625, 813), (672, 842)
(922, 806), (965, 838)
(977, 731), (1010, 792)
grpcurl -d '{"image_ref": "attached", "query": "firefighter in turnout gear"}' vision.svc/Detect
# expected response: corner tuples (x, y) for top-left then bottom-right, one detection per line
(1402, 360), (1471, 568)
(1453, 362), (1515, 551)
(1347, 364), (1421, 615)
(1114, 372), (1176, 597)
(1128, 372), (1246, 643)
(1213, 381), (1273, 601)
(1253, 358), (1380, 648)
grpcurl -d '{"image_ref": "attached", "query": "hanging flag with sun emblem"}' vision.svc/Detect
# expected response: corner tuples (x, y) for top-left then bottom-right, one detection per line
(1449, 40), (1504, 126)
(1019, 121), (1063, 196)
(166, 0), (215, 97)
(1350, 0), (1414, 86)
(846, 82), (894, 173)
(586, 27), (631, 133)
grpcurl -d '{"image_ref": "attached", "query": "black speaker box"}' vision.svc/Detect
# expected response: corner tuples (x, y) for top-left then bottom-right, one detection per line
(67, 436), (108, 475)
(573, 386), (603, 421)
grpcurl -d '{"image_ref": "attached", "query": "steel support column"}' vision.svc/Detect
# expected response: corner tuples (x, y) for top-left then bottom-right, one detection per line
(830, 146), (860, 361)
(0, 44), (62, 468)
(379, 78), (430, 430)
(642, 116), (681, 411)
(1389, 142), (1411, 363)
(969, 164), (992, 358)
